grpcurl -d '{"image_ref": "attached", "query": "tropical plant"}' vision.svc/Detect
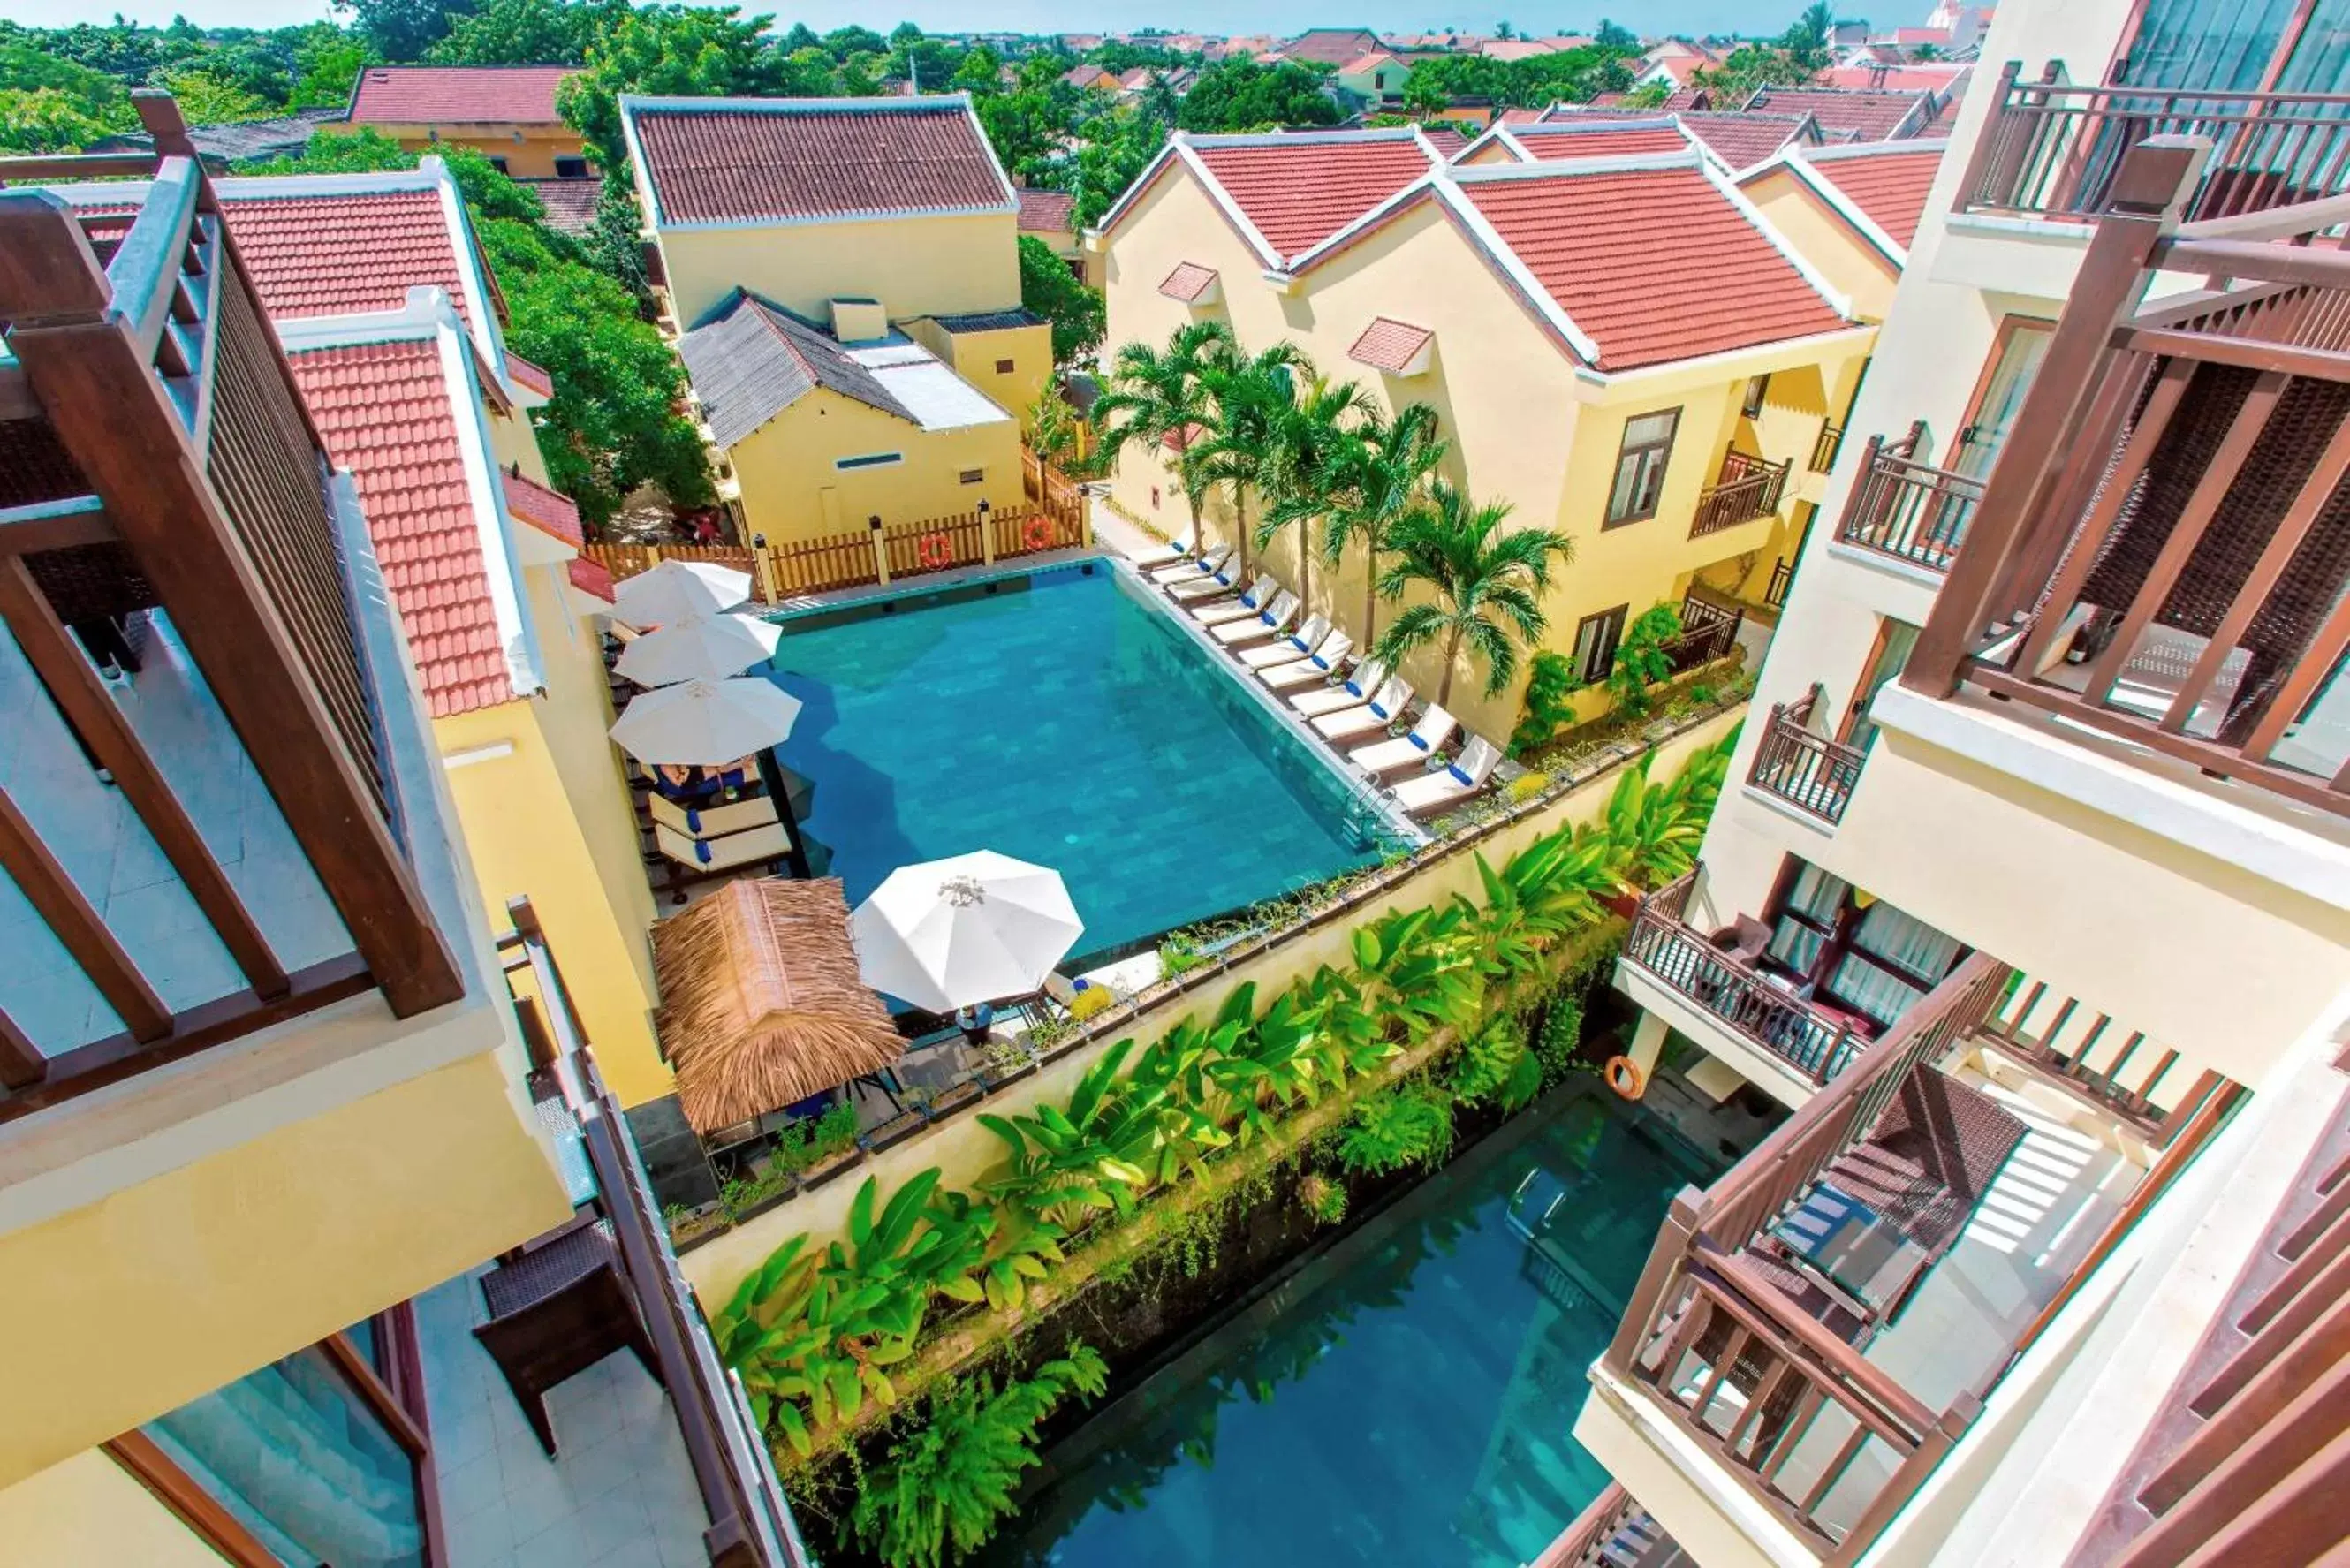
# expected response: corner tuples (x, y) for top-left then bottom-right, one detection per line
(1298, 1171), (1349, 1224)
(1603, 742), (1729, 889)
(1194, 340), (1310, 579)
(1449, 1017), (1542, 1110)
(1510, 649), (1588, 756)
(1532, 989), (1588, 1087)
(1253, 374), (1374, 611)
(1372, 481), (1574, 708)
(979, 1040), (1171, 1227)
(1093, 321), (1235, 548)
(850, 1343), (1110, 1568)
(1017, 232), (1105, 367)
(1335, 1084), (1456, 1176)
(1605, 602), (1685, 717)
(1325, 401), (1447, 651)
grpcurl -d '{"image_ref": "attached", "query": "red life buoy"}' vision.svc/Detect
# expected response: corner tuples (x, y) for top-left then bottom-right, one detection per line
(915, 532), (952, 570)
(1604, 1055), (1648, 1101)
(1020, 516), (1052, 552)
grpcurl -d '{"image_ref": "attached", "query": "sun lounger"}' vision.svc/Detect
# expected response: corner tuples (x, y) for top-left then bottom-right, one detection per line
(1350, 703), (1458, 776)
(1167, 561), (1245, 601)
(1239, 613), (1330, 670)
(1311, 676), (1414, 742)
(1150, 542), (1232, 585)
(1211, 590), (1299, 647)
(1260, 630), (1353, 690)
(1289, 658), (1387, 716)
(1390, 735), (1502, 814)
(1192, 574), (1278, 624)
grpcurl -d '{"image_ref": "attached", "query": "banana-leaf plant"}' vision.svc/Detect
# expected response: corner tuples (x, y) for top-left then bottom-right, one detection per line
(978, 1041), (1172, 1228)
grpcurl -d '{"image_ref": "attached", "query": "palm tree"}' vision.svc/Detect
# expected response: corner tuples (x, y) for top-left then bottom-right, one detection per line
(1371, 482), (1575, 708)
(1254, 375), (1374, 614)
(1323, 402), (1447, 652)
(1193, 341), (1310, 581)
(1091, 321), (1235, 553)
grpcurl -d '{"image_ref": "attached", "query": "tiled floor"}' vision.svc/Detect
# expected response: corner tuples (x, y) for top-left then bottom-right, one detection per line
(413, 1270), (711, 1568)
(0, 610), (352, 1059)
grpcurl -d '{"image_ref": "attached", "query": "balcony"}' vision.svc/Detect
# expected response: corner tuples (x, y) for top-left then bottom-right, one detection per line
(1691, 450), (1792, 539)
(1532, 1483), (1683, 1566)
(1747, 686), (1867, 825)
(1911, 137), (2350, 821)
(1581, 955), (2240, 1561)
(1810, 420), (1845, 476)
(1960, 60), (2350, 225)
(1834, 425), (1982, 574)
(0, 107), (460, 1114)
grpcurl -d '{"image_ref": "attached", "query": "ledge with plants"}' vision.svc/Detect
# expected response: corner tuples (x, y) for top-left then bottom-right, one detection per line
(703, 735), (1732, 1565)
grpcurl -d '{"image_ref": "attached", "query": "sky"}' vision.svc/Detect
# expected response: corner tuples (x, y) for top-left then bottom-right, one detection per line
(12, 0), (1864, 40)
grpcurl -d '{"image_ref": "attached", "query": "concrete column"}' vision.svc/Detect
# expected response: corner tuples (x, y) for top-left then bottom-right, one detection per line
(1627, 1011), (1670, 1080)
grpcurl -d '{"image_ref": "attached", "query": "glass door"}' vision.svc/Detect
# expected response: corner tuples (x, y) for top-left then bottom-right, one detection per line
(1842, 618), (1921, 750)
(1951, 321), (2051, 483)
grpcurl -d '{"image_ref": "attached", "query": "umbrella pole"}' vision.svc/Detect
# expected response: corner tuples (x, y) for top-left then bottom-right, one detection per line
(756, 746), (814, 880)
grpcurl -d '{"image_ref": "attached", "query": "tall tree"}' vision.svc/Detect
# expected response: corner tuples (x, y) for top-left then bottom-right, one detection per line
(333, 0), (476, 62)
(1254, 375), (1373, 616)
(1016, 236), (1104, 367)
(1323, 402), (1446, 651)
(428, 0), (621, 64)
(1193, 341), (1310, 580)
(1092, 321), (1235, 549)
(1372, 483), (1574, 708)
(559, 4), (784, 172)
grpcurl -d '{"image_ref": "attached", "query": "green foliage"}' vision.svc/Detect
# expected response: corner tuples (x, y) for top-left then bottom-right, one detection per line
(1533, 989), (1587, 1087)
(1093, 320), (1234, 533)
(1605, 602), (1685, 718)
(1017, 234), (1105, 367)
(292, 29), (375, 107)
(559, 4), (786, 171)
(1335, 1084), (1455, 1176)
(850, 1344), (1109, 1568)
(1179, 58), (1344, 133)
(1449, 1017), (1541, 1110)
(1395, 37), (1640, 110)
(337, 0), (477, 63)
(1603, 743), (1729, 889)
(1028, 384), (1109, 481)
(1297, 1171), (1348, 1225)
(1511, 649), (1587, 756)
(1373, 480), (1575, 708)
(428, 0), (621, 64)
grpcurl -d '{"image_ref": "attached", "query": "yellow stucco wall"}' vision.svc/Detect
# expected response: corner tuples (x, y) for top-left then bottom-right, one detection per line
(487, 404), (552, 485)
(0, 1048), (569, 1485)
(1742, 166), (1903, 323)
(342, 123), (587, 180)
(724, 388), (1025, 546)
(1100, 164), (1874, 740)
(655, 209), (1024, 332)
(0, 1450), (225, 1568)
(906, 317), (1053, 430)
(436, 572), (668, 1108)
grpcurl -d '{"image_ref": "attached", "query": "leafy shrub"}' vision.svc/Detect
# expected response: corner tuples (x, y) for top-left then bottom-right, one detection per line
(1510, 649), (1586, 755)
(1335, 1085), (1456, 1176)
(1687, 682), (1718, 708)
(1158, 928), (1208, 978)
(1533, 990), (1586, 1088)
(850, 1344), (1109, 1568)
(1449, 1018), (1543, 1110)
(1297, 1172), (1348, 1226)
(1605, 603), (1685, 719)
(1505, 769), (1550, 804)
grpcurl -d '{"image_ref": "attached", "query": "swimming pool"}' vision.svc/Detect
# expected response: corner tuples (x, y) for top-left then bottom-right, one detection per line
(762, 560), (1403, 966)
(980, 1085), (1719, 1567)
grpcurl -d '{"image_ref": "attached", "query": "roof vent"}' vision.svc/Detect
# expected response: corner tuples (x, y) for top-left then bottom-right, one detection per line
(830, 298), (888, 344)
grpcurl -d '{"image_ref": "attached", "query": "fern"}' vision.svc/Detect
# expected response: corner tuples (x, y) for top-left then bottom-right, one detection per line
(1335, 1086), (1456, 1176)
(1449, 1018), (1537, 1110)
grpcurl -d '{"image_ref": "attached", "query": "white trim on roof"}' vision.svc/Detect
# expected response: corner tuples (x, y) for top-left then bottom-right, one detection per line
(1801, 134), (1952, 163)
(1449, 147), (1704, 182)
(1699, 157), (1855, 320)
(1762, 146), (1913, 266)
(1091, 136), (1186, 239)
(1426, 174), (1605, 366)
(1452, 123), (1525, 163)
(1600, 322), (1877, 386)
(210, 167), (443, 200)
(420, 156), (516, 391)
(1175, 126), (1428, 148)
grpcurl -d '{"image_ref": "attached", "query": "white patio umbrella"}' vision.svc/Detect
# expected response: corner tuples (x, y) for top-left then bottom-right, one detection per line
(850, 851), (1085, 1013)
(612, 559), (753, 627)
(608, 677), (802, 766)
(616, 610), (782, 687)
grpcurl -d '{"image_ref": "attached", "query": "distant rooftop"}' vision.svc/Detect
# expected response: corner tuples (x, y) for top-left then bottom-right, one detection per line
(347, 64), (576, 127)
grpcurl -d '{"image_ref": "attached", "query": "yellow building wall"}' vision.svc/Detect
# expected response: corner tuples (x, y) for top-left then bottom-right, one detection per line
(487, 403), (553, 486)
(655, 209), (1024, 332)
(1456, 136), (1517, 167)
(725, 389), (1026, 545)
(0, 1048), (568, 1485)
(345, 123), (586, 180)
(436, 647), (668, 1108)
(906, 317), (1053, 430)
(1100, 163), (1873, 740)
(1741, 167), (1903, 323)
(0, 1450), (224, 1568)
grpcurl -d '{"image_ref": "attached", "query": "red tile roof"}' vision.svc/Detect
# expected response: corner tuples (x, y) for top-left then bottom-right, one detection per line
(568, 556), (616, 602)
(1679, 111), (1816, 170)
(1822, 64), (1972, 93)
(1458, 163), (1846, 370)
(521, 177), (602, 236)
(628, 100), (1010, 225)
(1743, 87), (1934, 141)
(348, 65), (574, 127)
(1423, 127), (1470, 158)
(1191, 135), (1436, 261)
(1499, 106), (1549, 125)
(287, 340), (513, 717)
(1803, 146), (1947, 252)
(506, 352), (553, 398)
(1513, 123), (1691, 160)
(1159, 261), (1218, 301)
(218, 187), (475, 331)
(501, 468), (582, 547)
(1347, 317), (1434, 373)
(1016, 186), (1077, 234)
(1658, 87), (1715, 112)
(1277, 27), (1383, 65)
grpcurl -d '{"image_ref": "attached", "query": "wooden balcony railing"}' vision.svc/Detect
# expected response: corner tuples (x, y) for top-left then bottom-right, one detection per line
(1911, 136), (2350, 820)
(1836, 425), (1983, 573)
(1532, 1483), (1679, 1567)
(1764, 557), (1794, 609)
(1662, 593), (1744, 675)
(1621, 872), (1868, 1085)
(1960, 58), (2350, 224)
(0, 94), (459, 1117)
(1811, 420), (1846, 475)
(1748, 685), (1867, 825)
(502, 898), (813, 1568)
(1690, 449), (1791, 538)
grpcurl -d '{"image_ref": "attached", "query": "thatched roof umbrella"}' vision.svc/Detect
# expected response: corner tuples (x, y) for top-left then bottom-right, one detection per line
(653, 877), (904, 1134)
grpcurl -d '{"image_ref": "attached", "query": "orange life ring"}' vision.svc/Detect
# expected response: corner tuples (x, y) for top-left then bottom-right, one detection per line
(1020, 516), (1052, 552)
(915, 532), (952, 570)
(1604, 1055), (1648, 1101)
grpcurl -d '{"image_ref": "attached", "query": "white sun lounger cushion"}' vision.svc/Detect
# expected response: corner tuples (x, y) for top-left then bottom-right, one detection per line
(1192, 575), (1277, 624)
(1350, 705), (1458, 774)
(1212, 591), (1298, 645)
(1390, 735), (1502, 813)
(1311, 677), (1414, 741)
(1289, 659), (1387, 716)
(1239, 614), (1330, 669)
(1259, 631), (1353, 689)
(1150, 542), (1232, 584)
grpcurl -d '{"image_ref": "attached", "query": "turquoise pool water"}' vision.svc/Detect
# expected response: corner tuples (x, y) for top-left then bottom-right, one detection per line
(763, 562), (1396, 966)
(982, 1086), (1719, 1567)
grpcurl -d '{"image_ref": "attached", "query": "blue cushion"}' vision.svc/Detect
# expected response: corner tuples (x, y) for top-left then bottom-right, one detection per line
(1241, 592), (1260, 608)
(1287, 634), (1308, 651)
(1410, 733), (1430, 751)
(1259, 610), (1276, 625)
(1312, 655), (1331, 670)
(1370, 702), (1389, 718)
(1214, 570), (1232, 584)
(1447, 764), (1473, 785)
(1343, 679), (1363, 695)
(685, 808), (702, 833)
(692, 839), (714, 865)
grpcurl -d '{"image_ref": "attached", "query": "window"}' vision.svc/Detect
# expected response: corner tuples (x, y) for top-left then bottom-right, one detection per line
(555, 155), (590, 179)
(1741, 374), (1770, 419)
(835, 451), (903, 470)
(1764, 859), (1967, 1030)
(488, 155), (510, 174)
(1605, 407), (1679, 525)
(995, 358), (1015, 374)
(959, 467), (984, 484)
(1572, 603), (1627, 686)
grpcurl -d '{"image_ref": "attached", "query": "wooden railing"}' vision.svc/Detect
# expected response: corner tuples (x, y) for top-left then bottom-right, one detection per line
(0, 94), (459, 1118)
(1532, 1483), (1678, 1567)
(502, 898), (812, 1568)
(995, 501), (1085, 559)
(1979, 978), (2224, 1142)
(1765, 557), (1794, 610)
(882, 511), (989, 577)
(1663, 594), (1744, 675)
(1621, 871), (1866, 1085)
(1910, 136), (2350, 820)
(1837, 428), (1982, 573)
(1747, 684), (1867, 825)
(1960, 58), (2350, 223)
(1691, 449), (1792, 538)
(1811, 420), (1846, 475)
(1602, 956), (2013, 1559)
